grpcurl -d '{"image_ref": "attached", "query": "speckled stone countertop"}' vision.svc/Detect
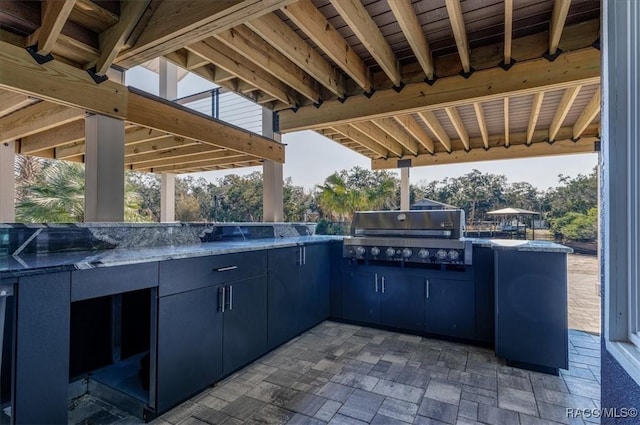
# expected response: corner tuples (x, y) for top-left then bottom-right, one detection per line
(0, 235), (343, 279)
(464, 238), (573, 253)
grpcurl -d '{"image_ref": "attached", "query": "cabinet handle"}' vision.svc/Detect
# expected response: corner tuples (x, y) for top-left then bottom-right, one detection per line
(219, 286), (226, 312)
(299, 247), (303, 265)
(215, 265), (238, 272)
(426, 279), (430, 299)
(382, 276), (385, 294)
(229, 285), (233, 311)
(374, 273), (378, 293)
(303, 246), (306, 265)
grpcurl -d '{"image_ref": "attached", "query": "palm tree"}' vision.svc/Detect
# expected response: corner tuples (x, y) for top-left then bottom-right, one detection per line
(317, 173), (350, 221)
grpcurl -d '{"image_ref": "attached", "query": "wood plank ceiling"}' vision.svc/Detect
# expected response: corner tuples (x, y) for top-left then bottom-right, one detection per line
(0, 0), (601, 173)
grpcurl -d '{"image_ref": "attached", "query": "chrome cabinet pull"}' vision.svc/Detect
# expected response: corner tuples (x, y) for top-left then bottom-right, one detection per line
(426, 279), (430, 299)
(375, 273), (378, 292)
(219, 286), (226, 312)
(381, 276), (385, 294)
(215, 265), (237, 272)
(299, 247), (303, 265)
(229, 285), (233, 311)
(303, 246), (306, 265)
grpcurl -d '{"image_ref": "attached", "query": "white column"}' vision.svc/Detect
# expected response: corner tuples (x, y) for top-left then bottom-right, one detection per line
(262, 108), (284, 222)
(160, 173), (176, 222)
(400, 167), (410, 210)
(84, 114), (125, 222)
(159, 58), (178, 221)
(0, 141), (16, 222)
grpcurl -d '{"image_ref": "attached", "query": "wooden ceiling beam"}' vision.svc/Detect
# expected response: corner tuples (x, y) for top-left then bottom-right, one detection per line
(27, 0), (76, 55)
(186, 39), (298, 106)
(472, 103), (489, 149)
(549, 85), (581, 141)
(444, 106), (469, 150)
(393, 115), (435, 153)
(417, 111), (452, 152)
(125, 135), (200, 156)
(504, 0), (513, 65)
(445, 0), (471, 74)
(527, 92), (545, 144)
(127, 88), (285, 162)
(89, 0), (150, 75)
(277, 48), (600, 132)
(214, 26), (321, 103)
(0, 90), (35, 116)
(350, 121), (405, 157)
(330, 0), (401, 87)
(330, 125), (389, 158)
(504, 98), (510, 147)
(116, 0), (295, 68)
(246, 13), (345, 97)
(372, 118), (419, 155)
(550, 0), (572, 55)
(0, 101), (84, 142)
(573, 86), (601, 139)
(388, 0), (434, 80)
(372, 125), (599, 169)
(282, 0), (372, 92)
(19, 120), (84, 154)
(141, 154), (257, 173)
(127, 145), (230, 166)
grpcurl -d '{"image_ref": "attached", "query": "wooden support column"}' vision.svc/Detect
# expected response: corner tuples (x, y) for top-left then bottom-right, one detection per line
(400, 167), (410, 211)
(262, 108), (283, 222)
(0, 141), (16, 222)
(84, 114), (125, 222)
(159, 58), (177, 222)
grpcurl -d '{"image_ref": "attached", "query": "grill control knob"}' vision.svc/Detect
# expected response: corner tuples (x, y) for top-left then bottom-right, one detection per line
(436, 249), (447, 260)
(386, 247), (396, 257)
(448, 250), (460, 261)
(402, 248), (413, 258)
(370, 247), (380, 256)
(418, 249), (430, 259)
(355, 246), (366, 256)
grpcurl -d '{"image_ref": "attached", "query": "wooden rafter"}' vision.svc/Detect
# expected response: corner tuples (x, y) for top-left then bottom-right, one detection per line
(527, 92), (545, 144)
(573, 87), (601, 139)
(125, 135), (200, 156)
(246, 13), (345, 97)
(504, 0), (513, 65)
(282, 0), (372, 92)
(417, 111), (452, 152)
(393, 115), (435, 153)
(371, 118), (419, 155)
(549, 85), (581, 141)
(444, 106), (469, 150)
(472, 103), (489, 149)
(214, 26), (321, 103)
(445, 0), (471, 73)
(372, 124), (599, 169)
(186, 39), (298, 106)
(550, 0), (572, 55)
(28, 0), (76, 55)
(143, 154), (258, 173)
(116, 0), (295, 68)
(89, 0), (150, 75)
(350, 121), (404, 157)
(277, 48), (600, 132)
(388, 0), (434, 80)
(19, 120), (84, 154)
(330, 125), (389, 158)
(504, 98), (510, 147)
(0, 90), (35, 116)
(331, 0), (401, 86)
(0, 102), (84, 143)
(127, 146), (234, 167)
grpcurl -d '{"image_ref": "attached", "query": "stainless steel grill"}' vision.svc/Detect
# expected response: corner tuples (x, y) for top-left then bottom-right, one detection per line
(343, 210), (472, 265)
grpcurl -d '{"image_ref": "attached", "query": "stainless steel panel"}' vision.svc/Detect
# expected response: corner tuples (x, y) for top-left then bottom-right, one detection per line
(350, 210), (465, 239)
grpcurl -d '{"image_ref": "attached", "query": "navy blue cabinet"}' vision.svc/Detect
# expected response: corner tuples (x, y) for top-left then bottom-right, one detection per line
(424, 276), (475, 339)
(157, 285), (223, 412)
(342, 270), (380, 324)
(299, 243), (330, 331)
(380, 274), (425, 332)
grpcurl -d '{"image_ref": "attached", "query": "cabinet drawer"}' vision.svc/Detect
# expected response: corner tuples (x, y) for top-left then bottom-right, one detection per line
(159, 250), (267, 296)
(71, 263), (158, 301)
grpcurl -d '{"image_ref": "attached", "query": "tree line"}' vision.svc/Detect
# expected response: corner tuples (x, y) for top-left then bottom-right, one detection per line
(14, 156), (598, 241)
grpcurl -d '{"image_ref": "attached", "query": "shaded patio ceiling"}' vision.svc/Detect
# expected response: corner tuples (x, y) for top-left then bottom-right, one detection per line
(0, 0), (601, 173)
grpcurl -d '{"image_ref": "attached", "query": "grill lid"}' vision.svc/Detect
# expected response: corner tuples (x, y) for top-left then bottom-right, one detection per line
(350, 210), (465, 239)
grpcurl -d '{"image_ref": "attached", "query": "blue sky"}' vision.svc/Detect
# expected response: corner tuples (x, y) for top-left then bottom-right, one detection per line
(127, 67), (598, 191)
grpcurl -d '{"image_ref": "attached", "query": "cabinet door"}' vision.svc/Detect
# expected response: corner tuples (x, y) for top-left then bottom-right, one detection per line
(425, 277), (475, 339)
(223, 276), (268, 375)
(342, 270), (380, 324)
(267, 247), (300, 349)
(380, 274), (425, 332)
(300, 244), (330, 331)
(157, 286), (223, 411)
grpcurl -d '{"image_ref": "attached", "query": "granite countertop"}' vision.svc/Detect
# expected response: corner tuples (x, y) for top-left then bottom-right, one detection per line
(465, 238), (573, 253)
(0, 235), (343, 279)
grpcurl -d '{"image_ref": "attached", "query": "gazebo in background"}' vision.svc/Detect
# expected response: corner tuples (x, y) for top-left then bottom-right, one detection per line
(487, 207), (541, 240)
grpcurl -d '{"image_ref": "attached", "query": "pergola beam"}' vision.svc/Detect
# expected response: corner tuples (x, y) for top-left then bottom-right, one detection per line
(281, 0), (372, 92)
(504, 98), (510, 147)
(331, 125), (389, 158)
(417, 111), (452, 152)
(473, 103), (489, 149)
(445, 0), (471, 73)
(504, 0), (513, 65)
(389, 0), (434, 80)
(549, 85), (581, 141)
(573, 86), (601, 139)
(129, 149), (244, 169)
(372, 125), (599, 169)
(330, 0), (401, 86)
(527, 92), (545, 144)
(350, 121), (405, 157)
(550, 0), (572, 55)
(393, 115), (435, 153)
(141, 155), (257, 173)
(0, 101), (84, 143)
(445, 106), (469, 150)
(372, 118), (419, 155)
(19, 120), (85, 154)
(277, 48), (600, 132)
(27, 0), (76, 55)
